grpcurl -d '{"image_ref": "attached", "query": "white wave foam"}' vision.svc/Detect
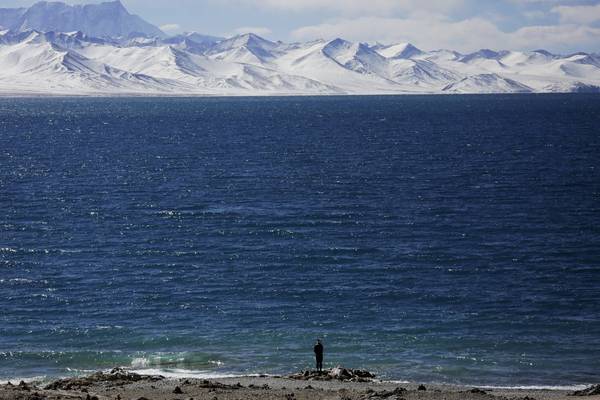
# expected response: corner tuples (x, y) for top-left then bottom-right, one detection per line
(129, 368), (243, 380)
(479, 384), (590, 391)
(130, 358), (149, 368)
(383, 380), (588, 391)
(0, 376), (47, 385)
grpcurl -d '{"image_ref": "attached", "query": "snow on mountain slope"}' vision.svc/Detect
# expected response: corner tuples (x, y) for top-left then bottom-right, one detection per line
(0, 1), (164, 39)
(376, 43), (423, 59)
(220, 64), (342, 94)
(275, 39), (407, 93)
(176, 32), (223, 46)
(0, 33), (322, 95)
(206, 33), (282, 65)
(0, 34), (177, 94)
(389, 59), (461, 89)
(499, 50), (557, 67)
(443, 74), (533, 93)
(163, 32), (224, 54)
(421, 49), (462, 63)
(322, 39), (391, 78)
(1, 23), (600, 95)
(80, 44), (208, 82)
(459, 49), (506, 63)
(456, 49), (511, 74)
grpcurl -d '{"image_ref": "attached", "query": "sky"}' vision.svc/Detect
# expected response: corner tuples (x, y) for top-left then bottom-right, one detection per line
(3, 0), (600, 53)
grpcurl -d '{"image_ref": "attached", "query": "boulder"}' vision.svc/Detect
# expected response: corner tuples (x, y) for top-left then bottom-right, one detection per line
(44, 368), (164, 390)
(288, 367), (375, 382)
(572, 385), (600, 396)
(329, 367), (353, 380)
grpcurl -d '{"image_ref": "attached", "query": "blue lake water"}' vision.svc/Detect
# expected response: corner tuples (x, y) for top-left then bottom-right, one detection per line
(0, 95), (599, 387)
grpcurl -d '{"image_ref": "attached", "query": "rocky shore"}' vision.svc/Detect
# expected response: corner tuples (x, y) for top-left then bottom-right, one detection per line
(1, 368), (598, 400)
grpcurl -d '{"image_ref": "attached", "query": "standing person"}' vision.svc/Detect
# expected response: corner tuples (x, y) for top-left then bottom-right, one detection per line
(314, 339), (324, 372)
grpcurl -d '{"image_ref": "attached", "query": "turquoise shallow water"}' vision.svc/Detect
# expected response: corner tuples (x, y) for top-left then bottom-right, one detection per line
(0, 95), (599, 386)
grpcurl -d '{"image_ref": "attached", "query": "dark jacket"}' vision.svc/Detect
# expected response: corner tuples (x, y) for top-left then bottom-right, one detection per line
(314, 343), (324, 359)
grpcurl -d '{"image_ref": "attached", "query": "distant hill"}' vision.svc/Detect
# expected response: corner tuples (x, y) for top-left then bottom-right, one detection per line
(0, 1), (164, 38)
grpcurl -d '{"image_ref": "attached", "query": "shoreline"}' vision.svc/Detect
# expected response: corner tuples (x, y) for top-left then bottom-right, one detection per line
(1, 368), (598, 400)
(0, 91), (594, 98)
(1, 369), (594, 391)
(1, 368), (595, 391)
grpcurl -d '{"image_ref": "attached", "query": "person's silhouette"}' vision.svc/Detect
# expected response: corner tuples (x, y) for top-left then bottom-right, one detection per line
(313, 339), (324, 372)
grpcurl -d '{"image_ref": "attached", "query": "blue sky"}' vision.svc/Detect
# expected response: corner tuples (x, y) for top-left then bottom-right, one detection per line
(5, 0), (600, 52)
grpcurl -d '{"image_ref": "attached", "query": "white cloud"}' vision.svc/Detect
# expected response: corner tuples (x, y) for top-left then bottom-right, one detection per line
(217, 0), (465, 15)
(290, 14), (600, 53)
(508, 0), (563, 3)
(551, 3), (600, 24)
(160, 23), (181, 32)
(291, 16), (500, 51)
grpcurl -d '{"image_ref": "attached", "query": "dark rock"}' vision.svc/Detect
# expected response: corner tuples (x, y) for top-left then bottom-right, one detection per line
(44, 368), (164, 390)
(418, 385), (427, 391)
(18, 381), (31, 391)
(136, 397), (150, 400)
(195, 380), (240, 390)
(330, 367), (353, 380)
(173, 386), (183, 394)
(572, 385), (600, 396)
(353, 370), (376, 379)
(360, 387), (406, 399)
(470, 388), (487, 395)
(288, 368), (376, 382)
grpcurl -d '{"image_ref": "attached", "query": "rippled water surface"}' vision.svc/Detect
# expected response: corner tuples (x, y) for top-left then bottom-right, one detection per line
(0, 95), (599, 386)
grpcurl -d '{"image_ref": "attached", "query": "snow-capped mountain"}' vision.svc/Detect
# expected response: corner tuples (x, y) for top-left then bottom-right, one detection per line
(0, 1), (599, 95)
(0, 1), (164, 39)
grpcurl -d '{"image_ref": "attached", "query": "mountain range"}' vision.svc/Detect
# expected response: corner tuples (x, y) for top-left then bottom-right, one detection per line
(0, 1), (599, 96)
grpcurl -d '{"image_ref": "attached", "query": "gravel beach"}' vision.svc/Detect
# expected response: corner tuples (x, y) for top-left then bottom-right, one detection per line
(1, 369), (597, 400)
